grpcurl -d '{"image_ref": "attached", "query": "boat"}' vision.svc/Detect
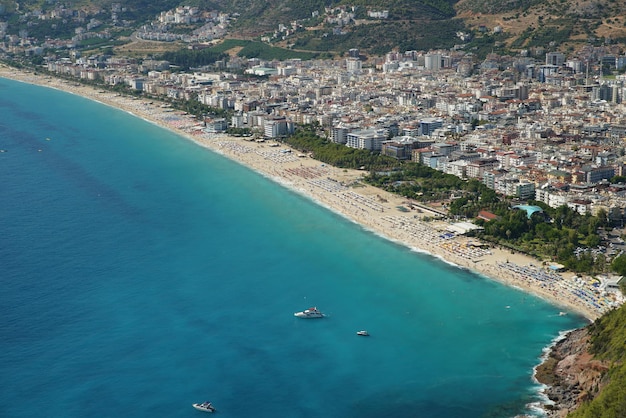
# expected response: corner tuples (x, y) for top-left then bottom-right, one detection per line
(192, 401), (216, 413)
(294, 307), (324, 318)
(356, 330), (369, 336)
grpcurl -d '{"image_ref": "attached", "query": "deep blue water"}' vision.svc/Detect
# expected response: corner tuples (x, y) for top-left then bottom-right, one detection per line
(0, 77), (586, 418)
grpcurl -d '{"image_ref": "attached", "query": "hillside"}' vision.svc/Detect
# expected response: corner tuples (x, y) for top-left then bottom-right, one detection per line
(189, 0), (626, 55)
(197, 0), (463, 54)
(536, 304), (626, 417)
(3, 0), (626, 57)
(455, 0), (626, 52)
(201, 0), (457, 30)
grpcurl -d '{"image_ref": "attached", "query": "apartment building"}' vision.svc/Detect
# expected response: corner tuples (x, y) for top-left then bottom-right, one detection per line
(346, 129), (386, 151)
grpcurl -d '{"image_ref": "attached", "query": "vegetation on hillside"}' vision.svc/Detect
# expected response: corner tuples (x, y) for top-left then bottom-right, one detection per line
(456, 0), (541, 15)
(341, 0), (457, 19)
(200, 0), (458, 27)
(229, 41), (320, 60)
(293, 19), (466, 55)
(588, 304), (626, 362)
(569, 305), (626, 417)
(111, 0), (182, 23)
(456, 0), (619, 18)
(157, 39), (319, 67)
(187, 0), (334, 32)
(6, 0), (626, 59)
(457, 0), (626, 55)
(3, 15), (81, 40)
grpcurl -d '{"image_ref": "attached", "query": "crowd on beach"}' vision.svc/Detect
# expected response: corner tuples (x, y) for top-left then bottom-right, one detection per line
(2, 66), (623, 321)
(497, 262), (621, 315)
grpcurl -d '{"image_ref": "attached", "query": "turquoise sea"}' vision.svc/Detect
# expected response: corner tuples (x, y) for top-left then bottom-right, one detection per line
(0, 77), (587, 418)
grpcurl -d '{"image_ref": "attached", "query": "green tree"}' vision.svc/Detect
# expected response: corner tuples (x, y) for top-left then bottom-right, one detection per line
(611, 254), (626, 275)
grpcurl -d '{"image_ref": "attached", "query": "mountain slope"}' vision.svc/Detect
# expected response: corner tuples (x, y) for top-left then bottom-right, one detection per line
(3, 0), (626, 58)
(196, 0), (626, 55)
(455, 0), (626, 50)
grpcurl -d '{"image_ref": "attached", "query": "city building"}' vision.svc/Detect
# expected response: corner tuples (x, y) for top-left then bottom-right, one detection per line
(346, 129), (387, 151)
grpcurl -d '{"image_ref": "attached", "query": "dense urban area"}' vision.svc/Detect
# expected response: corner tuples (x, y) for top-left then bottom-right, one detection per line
(5, 4), (626, 275)
(3, 2), (626, 258)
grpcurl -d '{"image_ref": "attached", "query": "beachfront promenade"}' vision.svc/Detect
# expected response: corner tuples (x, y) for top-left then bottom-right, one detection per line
(2, 66), (622, 320)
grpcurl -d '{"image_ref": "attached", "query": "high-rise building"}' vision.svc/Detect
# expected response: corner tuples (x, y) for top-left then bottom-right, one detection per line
(546, 52), (565, 66)
(424, 54), (442, 71)
(346, 58), (362, 73)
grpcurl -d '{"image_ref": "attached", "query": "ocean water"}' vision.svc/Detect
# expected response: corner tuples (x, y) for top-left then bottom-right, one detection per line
(0, 77), (586, 418)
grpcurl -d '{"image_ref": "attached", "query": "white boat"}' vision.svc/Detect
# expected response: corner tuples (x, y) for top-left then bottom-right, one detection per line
(294, 307), (324, 318)
(356, 330), (369, 336)
(192, 401), (216, 413)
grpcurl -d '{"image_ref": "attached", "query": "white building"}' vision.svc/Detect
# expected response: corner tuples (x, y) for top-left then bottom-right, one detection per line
(535, 188), (570, 208)
(444, 160), (468, 178)
(346, 129), (386, 151)
(264, 117), (294, 138)
(346, 58), (362, 73)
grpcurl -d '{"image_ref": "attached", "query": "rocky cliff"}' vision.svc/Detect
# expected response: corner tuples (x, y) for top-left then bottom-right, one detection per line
(535, 328), (610, 417)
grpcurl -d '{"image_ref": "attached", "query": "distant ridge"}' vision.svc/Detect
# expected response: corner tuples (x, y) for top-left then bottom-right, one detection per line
(2, 0), (626, 56)
(190, 0), (626, 55)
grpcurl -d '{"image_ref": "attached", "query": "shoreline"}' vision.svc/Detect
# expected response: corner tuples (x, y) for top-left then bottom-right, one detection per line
(0, 66), (612, 322)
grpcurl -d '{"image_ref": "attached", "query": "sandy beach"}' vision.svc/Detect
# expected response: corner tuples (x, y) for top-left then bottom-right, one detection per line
(2, 65), (618, 321)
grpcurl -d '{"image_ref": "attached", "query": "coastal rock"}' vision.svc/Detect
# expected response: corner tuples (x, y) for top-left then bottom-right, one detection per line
(535, 328), (610, 417)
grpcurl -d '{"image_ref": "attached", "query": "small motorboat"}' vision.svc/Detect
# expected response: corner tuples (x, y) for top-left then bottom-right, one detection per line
(356, 330), (369, 336)
(192, 401), (216, 412)
(294, 307), (325, 318)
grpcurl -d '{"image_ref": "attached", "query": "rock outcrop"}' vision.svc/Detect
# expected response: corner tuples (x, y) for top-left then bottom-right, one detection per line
(535, 328), (610, 417)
